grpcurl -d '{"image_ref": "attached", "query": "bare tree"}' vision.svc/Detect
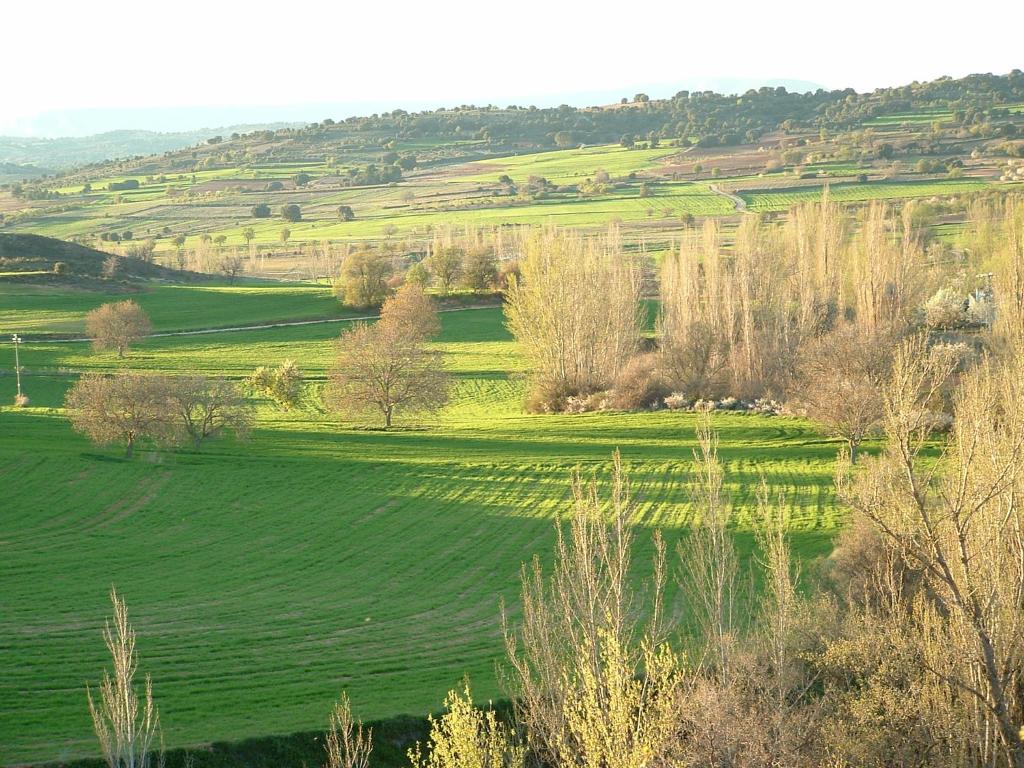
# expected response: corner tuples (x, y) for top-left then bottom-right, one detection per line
(165, 376), (253, 449)
(505, 228), (644, 408)
(324, 692), (372, 768)
(679, 411), (741, 672)
(88, 588), (162, 768)
(85, 300), (152, 358)
(503, 452), (683, 768)
(218, 253), (245, 283)
(378, 283), (440, 342)
(65, 373), (176, 457)
(327, 286), (449, 428)
(792, 323), (899, 462)
(838, 337), (1024, 767)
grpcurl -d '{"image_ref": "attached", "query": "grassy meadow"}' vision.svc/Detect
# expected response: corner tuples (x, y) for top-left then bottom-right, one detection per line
(0, 284), (846, 764)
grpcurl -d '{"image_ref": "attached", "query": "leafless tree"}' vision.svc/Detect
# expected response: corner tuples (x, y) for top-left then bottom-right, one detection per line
(327, 286), (449, 428)
(65, 373), (176, 457)
(838, 337), (1024, 767)
(165, 376), (253, 449)
(792, 323), (899, 462)
(87, 588), (162, 768)
(505, 228), (644, 408)
(324, 692), (372, 768)
(218, 253), (245, 283)
(85, 300), (152, 358)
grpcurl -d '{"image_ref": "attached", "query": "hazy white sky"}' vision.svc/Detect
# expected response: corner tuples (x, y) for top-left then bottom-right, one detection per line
(4, 0), (1020, 134)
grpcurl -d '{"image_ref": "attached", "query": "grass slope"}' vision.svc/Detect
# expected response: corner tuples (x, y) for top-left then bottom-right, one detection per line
(0, 297), (846, 765)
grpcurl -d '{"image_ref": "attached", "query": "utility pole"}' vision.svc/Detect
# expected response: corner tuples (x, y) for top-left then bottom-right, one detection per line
(11, 334), (22, 402)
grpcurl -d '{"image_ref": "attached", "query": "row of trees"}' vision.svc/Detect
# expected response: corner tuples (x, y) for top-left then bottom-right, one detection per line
(66, 287), (450, 453)
(503, 197), (1024, 463)
(335, 243), (508, 308)
(66, 374), (252, 456)
(86, 333), (1024, 767)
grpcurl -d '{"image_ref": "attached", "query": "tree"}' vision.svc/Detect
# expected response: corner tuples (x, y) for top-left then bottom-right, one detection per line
(218, 253), (245, 283)
(247, 360), (304, 410)
(242, 227), (256, 249)
(460, 247), (498, 292)
(85, 300), (152, 358)
(837, 338), (1024, 766)
(292, 172), (311, 187)
(553, 130), (575, 148)
(327, 285), (449, 428)
(325, 693), (373, 768)
(165, 376), (254, 449)
(427, 246), (463, 295)
(505, 229), (643, 407)
(279, 227), (291, 246)
(338, 205), (355, 221)
(65, 373), (176, 457)
(251, 203), (271, 218)
(336, 250), (393, 307)
(281, 204), (301, 222)
(408, 682), (524, 768)
(503, 452), (682, 768)
(88, 588), (162, 768)
(405, 261), (430, 287)
(793, 323), (898, 462)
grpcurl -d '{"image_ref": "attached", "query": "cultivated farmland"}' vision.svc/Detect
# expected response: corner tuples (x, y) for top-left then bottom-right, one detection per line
(0, 293), (843, 764)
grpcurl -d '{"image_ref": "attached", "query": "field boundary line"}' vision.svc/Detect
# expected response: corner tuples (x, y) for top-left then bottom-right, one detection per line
(20, 303), (503, 344)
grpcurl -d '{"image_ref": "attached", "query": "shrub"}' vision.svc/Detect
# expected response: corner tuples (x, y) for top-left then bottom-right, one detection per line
(664, 392), (692, 410)
(607, 353), (668, 410)
(251, 203), (271, 218)
(248, 361), (304, 410)
(923, 287), (967, 329)
(280, 204), (302, 222)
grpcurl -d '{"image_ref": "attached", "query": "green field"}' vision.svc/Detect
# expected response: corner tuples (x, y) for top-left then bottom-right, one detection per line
(738, 177), (991, 212)
(0, 286), (847, 764)
(0, 283), (347, 335)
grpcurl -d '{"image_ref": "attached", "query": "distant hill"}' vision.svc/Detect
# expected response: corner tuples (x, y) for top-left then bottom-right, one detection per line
(0, 233), (191, 285)
(0, 124), (303, 170)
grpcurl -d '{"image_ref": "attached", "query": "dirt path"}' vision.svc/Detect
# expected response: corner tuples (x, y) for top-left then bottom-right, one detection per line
(26, 303), (502, 344)
(709, 184), (749, 213)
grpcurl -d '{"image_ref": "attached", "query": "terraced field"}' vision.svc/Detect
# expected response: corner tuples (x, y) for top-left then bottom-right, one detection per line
(0, 292), (846, 765)
(738, 177), (991, 212)
(452, 144), (681, 185)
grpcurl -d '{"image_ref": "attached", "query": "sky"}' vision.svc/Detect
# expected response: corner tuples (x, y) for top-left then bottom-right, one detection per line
(3, 0), (1021, 137)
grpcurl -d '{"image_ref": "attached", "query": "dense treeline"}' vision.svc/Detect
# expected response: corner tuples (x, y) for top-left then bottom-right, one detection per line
(15, 71), (1024, 189)
(268, 71), (1024, 152)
